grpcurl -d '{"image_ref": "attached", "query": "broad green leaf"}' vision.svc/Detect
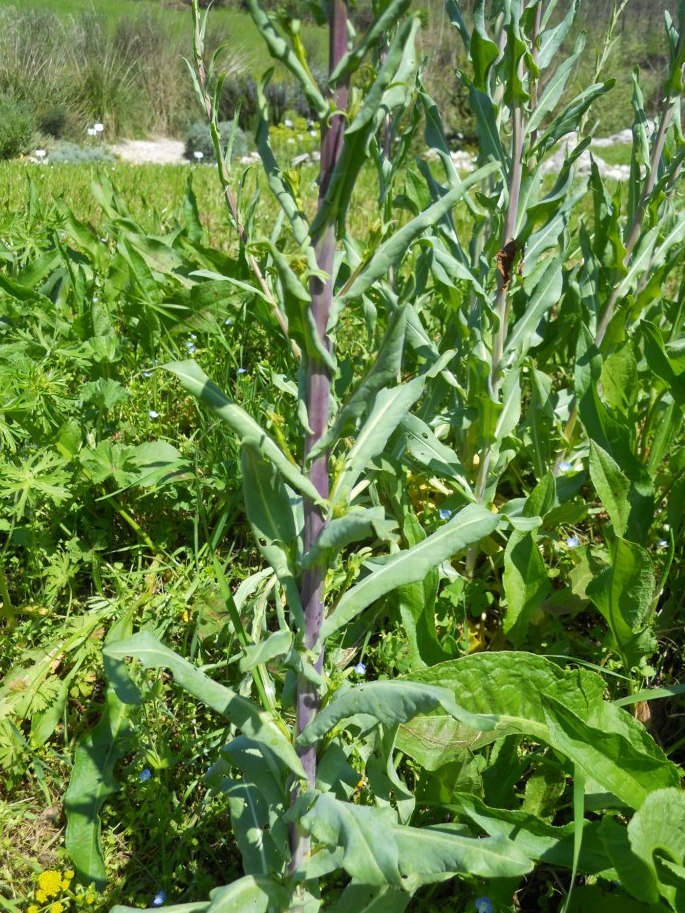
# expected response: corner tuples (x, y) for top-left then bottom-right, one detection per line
(297, 679), (497, 748)
(542, 696), (679, 809)
(241, 444), (304, 629)
(298, 793), (532, 886)
(589, 442), (630, 537)
(451, 793), (612, 874)
(164, 360), (322, 504)
(503, 530), (551, 646)
(397, 654), (679, 795)
(628, 788), (685, 909)
(104, 632), (304, 778)
(320, 504), (499, 643)
(112, 904), (208, 913)
(586, 537), (657, 671)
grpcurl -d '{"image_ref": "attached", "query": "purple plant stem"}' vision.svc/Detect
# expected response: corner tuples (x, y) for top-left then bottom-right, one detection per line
(290, 0), (348, 876)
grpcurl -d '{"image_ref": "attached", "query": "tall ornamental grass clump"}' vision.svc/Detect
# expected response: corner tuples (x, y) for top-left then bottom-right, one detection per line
(51, 0), (685, 911)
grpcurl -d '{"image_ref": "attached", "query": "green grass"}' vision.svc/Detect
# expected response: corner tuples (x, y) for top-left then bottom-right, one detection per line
(0, 0), (326, 64)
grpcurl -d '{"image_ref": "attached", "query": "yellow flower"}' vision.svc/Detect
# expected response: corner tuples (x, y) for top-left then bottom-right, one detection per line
(50, 904), (65, 913)
(65, 872), (74, 881)
(37, 871), (63, 899)
(28, 906), (40, 913)
(36, 891), (47, 903)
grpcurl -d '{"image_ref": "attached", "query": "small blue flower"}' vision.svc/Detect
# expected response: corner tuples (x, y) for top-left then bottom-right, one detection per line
(439, 508), (453, 521)
(186, 343), (197, 354)
(143, 370), (152, 378)
(566, 536), (580, 548)
(152, 891), (166, 907)
(237, 367), (247, 375)
(138, 768), (152, 782)
(224, 318), (233, 326)
(148, 410), (159, 419)
(475, 898), (493, 913)
(354, 662), (366, 675)
(559, 461), (572, 473)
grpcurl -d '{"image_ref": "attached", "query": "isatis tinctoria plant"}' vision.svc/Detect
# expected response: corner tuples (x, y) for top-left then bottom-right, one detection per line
(87, 1), (685, 911)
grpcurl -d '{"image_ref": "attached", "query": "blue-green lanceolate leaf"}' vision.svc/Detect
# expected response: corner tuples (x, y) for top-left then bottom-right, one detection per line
(224, 780), (284, 875)
(104, 632), (305, 778)
(327, 882), (409, 913)
(65, 613), (137, 885)
(319, 504), (499, 643)
(241, 444), (304, 629)
(330, 375), (428, 507)
(164, 360), (322, 504)
(297, 679), (498, 748)
(298, 793), (532, 887)
(395, 413), (472, 496)
(589, 441), (630, 537)
(303, 507), (398, 569)
(586, 537), (657, 671)
(338, 162), (499, 304)
(206, 876), (290, 913)
(65, 687), (133, 886)
(502, 530), (551, 646)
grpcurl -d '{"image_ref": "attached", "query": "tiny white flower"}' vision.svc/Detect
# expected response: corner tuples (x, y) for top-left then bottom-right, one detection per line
(284, 118), (293, 128)
(559, 461), (572, 473)
(224, 318), (233, 326)
(237, 367), (247, 375)
(87, 127), (97, 137)
(149, 410), (159, 419)
(287, 137), (295, 144)
(309, 129), (317, 137)
(657, 539), (669, 548)
(94, 122), (104, 133)
(566, 536), (580, 548)
(354, 662), (366, 675)
(193, 150), (204, 160)
(35, 149), (47, 160)
(185, 342), (197, 354)
(143, 371), (151, 378)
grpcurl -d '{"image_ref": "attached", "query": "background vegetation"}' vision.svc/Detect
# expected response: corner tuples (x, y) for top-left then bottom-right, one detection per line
(1, 1), (685, 912)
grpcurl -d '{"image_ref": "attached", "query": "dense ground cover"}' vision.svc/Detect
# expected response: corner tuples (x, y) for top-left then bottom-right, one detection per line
(2, 1), (685, 913)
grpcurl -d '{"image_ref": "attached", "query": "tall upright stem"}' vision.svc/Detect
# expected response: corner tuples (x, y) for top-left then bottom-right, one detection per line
(291, 0), (348, 875)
